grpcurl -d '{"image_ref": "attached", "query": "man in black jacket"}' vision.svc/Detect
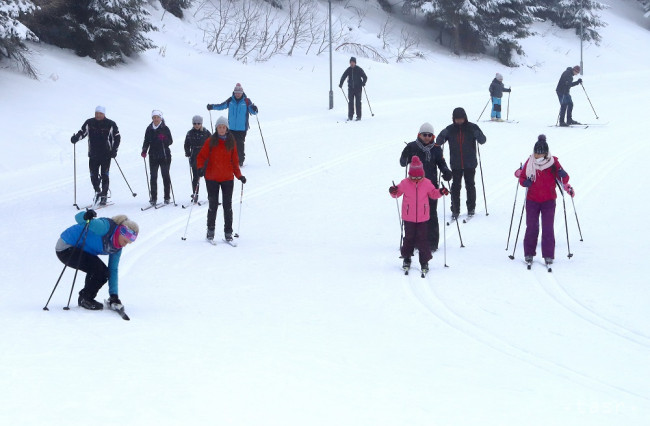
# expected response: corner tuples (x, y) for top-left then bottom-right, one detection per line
(435, 107), (487, 221)
(184, 115), (211, 203)
(71, 106), (121, 206)
(339, 57), (368, 121)
(556, 65), (583, 126)
(400, 122), (452, 251)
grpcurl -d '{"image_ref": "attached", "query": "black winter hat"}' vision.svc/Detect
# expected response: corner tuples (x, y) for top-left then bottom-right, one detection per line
(534, 135), (549, 155)
(350, 56), (357, 63)
(452, 107), (467, 121)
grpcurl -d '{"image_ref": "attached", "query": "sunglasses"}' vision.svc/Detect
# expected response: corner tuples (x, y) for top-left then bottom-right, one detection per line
(193, 122), (202, 125)
(420, 133), (433, 137)
(410, 176), (423, 180)
(119, 226), (138, 242)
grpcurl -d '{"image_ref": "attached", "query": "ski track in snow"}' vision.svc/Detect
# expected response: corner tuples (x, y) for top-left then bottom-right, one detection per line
(405, 273), (650, 402)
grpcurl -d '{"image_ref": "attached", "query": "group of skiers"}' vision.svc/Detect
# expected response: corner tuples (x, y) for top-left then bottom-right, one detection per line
(58, 61), (582, 313)
(391, 63), (582, 274)
(62, 83), (258, 312)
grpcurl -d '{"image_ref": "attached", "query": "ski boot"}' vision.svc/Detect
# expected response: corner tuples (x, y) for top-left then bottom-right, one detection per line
(78, 290), (103, 310)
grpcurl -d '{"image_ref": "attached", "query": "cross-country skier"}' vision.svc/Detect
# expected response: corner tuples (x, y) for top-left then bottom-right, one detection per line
(196, 116), (246, 243)
(489, 73), (511, 121)
(55, 209), (138, 310)
(70, 106), (121, 206)
(184, 115), (211, 203)
(556, 65), (583, 126)
(400, 122), (452, 252)
(141, 110), (174, 206)
(207, 83), (258, 167)
(389, 156), (449, 273)
(515, 135), (574, 265)
(339, 57), (368, 121)
(435, 107), (487, 221)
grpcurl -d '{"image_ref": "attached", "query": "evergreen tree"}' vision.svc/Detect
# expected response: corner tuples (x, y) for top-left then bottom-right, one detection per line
(27, 0), (155, 67)
(536, 0), (607, 43)
(639, 0), (650, 16)
(0, 0), (39, 77)
(160, 0), (192, 19)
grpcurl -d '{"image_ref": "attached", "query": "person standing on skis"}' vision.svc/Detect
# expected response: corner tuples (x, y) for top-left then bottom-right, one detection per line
(556, 65), (583, 126)
(184, 115), (211, 203)
(339, 57), (368, 121)
(489, 73), (511, 122)
(141, 110), (174, 206)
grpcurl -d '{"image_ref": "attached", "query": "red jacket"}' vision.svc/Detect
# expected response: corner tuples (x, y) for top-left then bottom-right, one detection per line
(196, 136), (242, 182)
(519, 157), (569, 203)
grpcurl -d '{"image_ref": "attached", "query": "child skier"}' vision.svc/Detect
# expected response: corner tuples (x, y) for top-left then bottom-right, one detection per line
(515, 135), (574, 266)
(489, 73), (511, 121)
(390, 156), (449, 274)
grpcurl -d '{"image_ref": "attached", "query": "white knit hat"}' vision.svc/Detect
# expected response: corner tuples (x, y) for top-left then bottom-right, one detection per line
(216, 116), (228, 128)
(151, 109), (163, 118)
(95, 105), (106, 114)
(496, 72), (503, 81)
(419, 122), (434, 134)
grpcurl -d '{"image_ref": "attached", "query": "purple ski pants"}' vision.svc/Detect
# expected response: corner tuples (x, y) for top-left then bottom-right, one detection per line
(523, 199), (556, 259)
(401, 221), (432, 265)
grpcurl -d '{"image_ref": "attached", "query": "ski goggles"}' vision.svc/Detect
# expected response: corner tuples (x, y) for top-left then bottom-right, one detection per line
(119, 225), (138, 242)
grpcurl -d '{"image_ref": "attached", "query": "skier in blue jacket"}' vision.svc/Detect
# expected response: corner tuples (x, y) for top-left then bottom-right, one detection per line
(207, 83), (258, 166)
(55, 210), (139, 310)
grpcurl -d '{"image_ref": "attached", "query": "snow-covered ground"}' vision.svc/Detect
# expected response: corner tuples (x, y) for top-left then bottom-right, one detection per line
(1, 1), (649, 425)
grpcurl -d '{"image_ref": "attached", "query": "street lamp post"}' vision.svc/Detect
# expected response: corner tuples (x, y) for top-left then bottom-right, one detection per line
(328, 0), (333, 109)
(580, 0), (584, 75)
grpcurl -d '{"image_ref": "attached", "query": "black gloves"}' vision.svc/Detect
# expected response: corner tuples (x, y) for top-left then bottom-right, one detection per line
(439, 187), (449, 195)
(111, 150), (117, 158)
(442, 170), (452, 181)
(206, 104), (213, 110)
(238, 175), (247, 184)
(83, 209), (97, 221)
(251, 105), (258, 113)
(523, 178), (533, 188)
(389, 185), (398, 195)
(577, 78), (583, 84)
(338, 84), (342, 88)
(198, 168), (205, 177)
(71, 133), (79, 144)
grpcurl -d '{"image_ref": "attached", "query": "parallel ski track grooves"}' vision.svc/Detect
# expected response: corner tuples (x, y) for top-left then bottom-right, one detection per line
(534, 270), (650, 348)
(406, 277), (650, 402)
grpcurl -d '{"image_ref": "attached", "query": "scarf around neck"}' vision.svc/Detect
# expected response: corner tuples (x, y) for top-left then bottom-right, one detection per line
(415, 138), (435, 162)
(525, 152), (554, 181)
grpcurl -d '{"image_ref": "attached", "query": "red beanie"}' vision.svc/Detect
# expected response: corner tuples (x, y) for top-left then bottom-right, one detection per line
(409, 156), (424, 177)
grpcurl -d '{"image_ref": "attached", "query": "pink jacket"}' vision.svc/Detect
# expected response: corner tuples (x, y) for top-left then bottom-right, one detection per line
(391, 177), (442, 223)
(519, 157), (569, 203)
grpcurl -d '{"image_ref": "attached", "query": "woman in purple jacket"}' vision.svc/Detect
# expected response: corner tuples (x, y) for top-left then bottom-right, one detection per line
(390, 156), (448, 273)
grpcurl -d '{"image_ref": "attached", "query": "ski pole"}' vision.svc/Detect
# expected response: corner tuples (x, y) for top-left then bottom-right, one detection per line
(363, 86), (374, 117)
(235, 181), (244, 238)
(208, 109), (214, 133)
(181, 182), (201, 241)
(392, 180), (403, 250)
(340, 86), (348, 104)
(64, 220), (92, 310)
(508, 188), (527, 260)
(143, 157), (151, 201)
(73, 142), (80, 209)
(113, 158), (137, 197)
(580, 82), (599, 119)
(506, 164), (522, 251)
(477, 144), (488, 215)
(506, 90), (511, 121)
(169, 176), (177, 206)
(556, 180), (573, 258)
(477, 97), (490, 121)
(570, 195), (583, 242)
(43, 221), (90, 310)
(442, 181), (464, 248)
(255, 115), (271, 167)
(442, 180), (448, 267)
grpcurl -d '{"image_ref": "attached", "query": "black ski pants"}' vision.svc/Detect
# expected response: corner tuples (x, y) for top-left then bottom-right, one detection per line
(149, 157), (172, 201)
(189, 156), (201, 196)
(89, 156), (111, 196)
(348, 87), (362, 119)
(451, 168), (476, 216)
(231, 130), (247, 165)
(427, 198), (440, 250)
(206, 179), (234, 234)
(56, 248), (109, 299)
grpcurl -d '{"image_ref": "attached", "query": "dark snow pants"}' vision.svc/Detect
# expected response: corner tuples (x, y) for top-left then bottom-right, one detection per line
(56, 248), (109, 298)
(206, 179), (234, 234)
(149, 157), (172, 201)
(348, 87), (362, 119)
(557, 93), (574, 124)
(524, 199), (556, 259)
(89, 156), (111, 195)
(451, 168), (476, 216)
(401, 221), (432, 265)
(231, 130), (247, 166)
(427, 198), (440, 250)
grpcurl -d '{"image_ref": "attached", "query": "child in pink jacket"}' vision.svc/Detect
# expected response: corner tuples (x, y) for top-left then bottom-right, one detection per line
(390, 156), (448, 272)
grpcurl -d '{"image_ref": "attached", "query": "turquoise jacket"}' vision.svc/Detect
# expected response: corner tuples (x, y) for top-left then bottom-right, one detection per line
(60, 211), (122, 295)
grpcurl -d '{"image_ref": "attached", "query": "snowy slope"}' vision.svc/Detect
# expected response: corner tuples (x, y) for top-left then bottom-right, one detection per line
(0, 1), (649, 425)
